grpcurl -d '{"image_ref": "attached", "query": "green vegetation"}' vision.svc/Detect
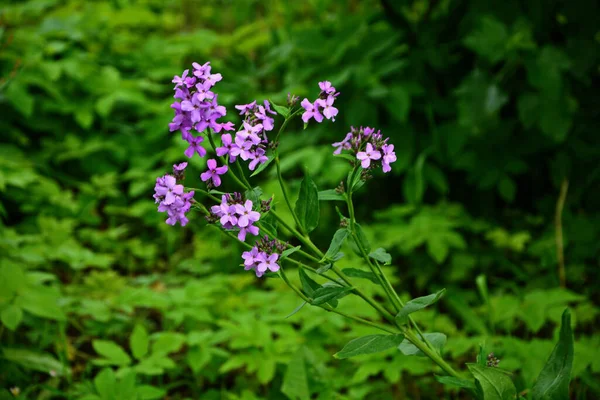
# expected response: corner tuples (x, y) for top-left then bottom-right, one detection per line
(1, 0), (598, 399)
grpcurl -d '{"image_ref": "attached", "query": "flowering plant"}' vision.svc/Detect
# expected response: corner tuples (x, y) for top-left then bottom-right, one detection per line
(154, 62), (575, 399)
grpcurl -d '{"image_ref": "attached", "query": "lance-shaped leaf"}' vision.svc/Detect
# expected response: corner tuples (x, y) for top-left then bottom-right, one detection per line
(398, 333), (447, 357)
(395, 289), (446, 325)
(281, 246), (301, 260)
(311, 286), (353, 306)
(250, 154), (274, 177)
(531, 308), (574, 400)
(369, 247), (392, 264)
(341, 268), (380, 285)
(435, 375), (477, 391)
(467, 363), (517, 400)
(294, 174), (320, 233)
(270, 100), (290, 118)
(323, 229), (349, 261)
(334, 334), (405, 359)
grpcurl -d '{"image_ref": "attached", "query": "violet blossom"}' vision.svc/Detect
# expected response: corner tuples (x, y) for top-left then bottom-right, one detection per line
(301, 81), (340, 125)
(200, 159), (228, 188)
(332, 126), (397, 173)
(210, 193), (261, 241)
(154, 169), (194, 226)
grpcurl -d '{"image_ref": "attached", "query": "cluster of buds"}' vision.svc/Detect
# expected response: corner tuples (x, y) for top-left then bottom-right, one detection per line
(210, 193), (261, 241)
(332, 126), (397, 173)
(301, 81), (340, 123)
(486, 352), (500, 368)
(241, 235), (286, 277)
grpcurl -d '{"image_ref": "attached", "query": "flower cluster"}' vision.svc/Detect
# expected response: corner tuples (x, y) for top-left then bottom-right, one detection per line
(332, 126), (397, 173)
(153, 164), (195, 226)
(301, 81), (339, 123)
(210, 192), (261, 240)
(214, 100), (276, 171)
(169, 62), (235, 158)
(241, 235), (286, 277)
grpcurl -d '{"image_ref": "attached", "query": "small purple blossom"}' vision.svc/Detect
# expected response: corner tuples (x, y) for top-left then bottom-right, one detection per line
(216, 134), (234, 158)
(200, 159), (228, 187)
(173, 162), (188, 172)
(356, 143), (381, 168)
(210, 193), (261, 241)
(332, 132), (353, 155)
(184, 136), (207, 158)
(381, 144), (397, 173)
(248, 148), (268, 171)
(317, 96), (338, 121)
(257, 253), (280, 275)
(301, 98), (324, 123)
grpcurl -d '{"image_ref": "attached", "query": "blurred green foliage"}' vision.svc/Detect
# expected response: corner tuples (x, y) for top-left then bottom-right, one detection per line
(0, 0), (599, 398)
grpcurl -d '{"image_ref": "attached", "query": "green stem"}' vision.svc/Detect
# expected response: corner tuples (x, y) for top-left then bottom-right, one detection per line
(234, 159), (253, 189)
(279, 266), (397, 334)
(275, 155), (305, 235)
(403, 329), (460, 378)
(206, 131), (249, 191)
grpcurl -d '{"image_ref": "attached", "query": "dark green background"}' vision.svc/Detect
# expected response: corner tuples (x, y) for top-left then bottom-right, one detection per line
(0, 0), (598, 399)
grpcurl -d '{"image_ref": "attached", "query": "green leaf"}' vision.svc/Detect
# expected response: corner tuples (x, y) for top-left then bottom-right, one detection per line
(130, 324), (149, 360)
(463, 17), (508, 64)
(398, 333), (447, 357)
(281, 246), (301, 260)
(0, 264), (27, 296)
(16, 291), (66, 321)
(2, 348), (67, 376)
(151, 332), (186, 355)
(281, 348), (310, 400)
(435, 375), (477, 390)
(1, 304), (22, 331)
(94, 368), (116, 400)
(368, 248), (392, 264)
(250, 155), (274, 177)
(285, 302), (307, 319)
(298, 268), (320, 296)
(93, 340), (132, 366)
(5, 82), (34, 117)
(318, 189), (345, 201)
(323, 229), (349, 261)
(270, 100), (290, 118)
(311, 286), (353, 306)
(395, 289), (446, 325)
(341, 268), (380, 285)
(137, 385), (166, 400)
(334, 334), (404, 359)
(294, 174), (320, 233)
(334, 153), (357, 162)
(498, 177), (516, 203)
(117, 370), (137, 400)
(531, 309), (574, 400)
(467, 363), (517, 400)
(245, 186), (263, 204)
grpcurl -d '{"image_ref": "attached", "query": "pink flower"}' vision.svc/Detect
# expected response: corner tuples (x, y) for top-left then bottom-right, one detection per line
(301, 98), (324, 123)
(234, 200), (261, 227)
(317, 96), (338, 121)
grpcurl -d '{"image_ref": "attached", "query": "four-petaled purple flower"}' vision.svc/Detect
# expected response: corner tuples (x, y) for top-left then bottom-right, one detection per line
(235, 200), (261, 227)
(381, 144), (397, 173)
(356, 143), (381, 168)
(301, 99), (323, 123)
(200, 159), (228, 187)
(257, 253), (280, 275)
(317, 96), (338, 121)
(184, 136), (207, 158)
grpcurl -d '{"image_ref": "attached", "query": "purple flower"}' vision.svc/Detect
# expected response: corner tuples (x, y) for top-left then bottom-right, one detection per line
(234, 200), (261, 227)
(255, 104), (275, 131)
(319, 81), (336, 95)
(356, 143), (381, 168)
(154, 174), (194, 226)
(154, 175), (184, 205)
(181, 95), (206, 123)
(194, 81), (215, 101)
(238, 121), (263, 144)
(173, 162), (188, 172)
(219, 203), (238, 226)
(317, 96), (338, 121)
(381, 144), (397, 173)
(184, 136), (207, 158)
(248, 147), (268, 171)
(200, 159), (228, 187)
(206, 95), (226, 119)
(238, 224), (259, 241)
(301, 98), (324, 123)
(242, 247), (261, 271)
(332, 132), (353, 155)
(216, 134), (235, 158)
(235, 101), (257, 116)
(257, 253), (280, 274)
(172, 69), (190, 88)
